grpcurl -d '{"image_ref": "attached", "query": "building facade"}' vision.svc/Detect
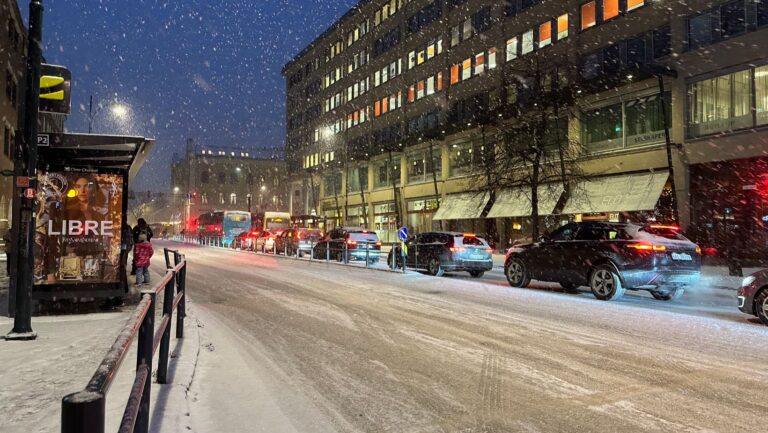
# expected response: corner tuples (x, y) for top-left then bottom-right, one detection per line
(282, 0), (768, 251)
(170, 140), (289, 232)
(0, 0), (25, 238)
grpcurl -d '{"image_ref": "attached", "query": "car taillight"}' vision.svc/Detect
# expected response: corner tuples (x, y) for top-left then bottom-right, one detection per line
(376, 241), (382, 247)
(346, 239), (357, 246)
(695, 247), (702, 255)
(628, 243), (666, 252)
(450, 247), (465, 252)
(649, 224), (680, 231)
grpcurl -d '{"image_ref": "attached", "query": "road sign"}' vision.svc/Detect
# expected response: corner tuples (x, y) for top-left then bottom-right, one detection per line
(39, 64), (72, 115)
(16, 176), (30, 188)
(398, 227), (408, 241)
(24, 188), (35, 199)
(37, 134), (50, 146)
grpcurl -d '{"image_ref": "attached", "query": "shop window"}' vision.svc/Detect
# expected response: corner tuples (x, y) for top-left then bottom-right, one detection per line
(624, 94), (670, 148)
(539, 21), (552, 48)
(688, 69), (754, 137)
(557, 14), (569, 40)
(603, 0), (619, 21)
(506, 37), (518, 62)
(581, 1), (596, 30)
(757, 65), (768, 126)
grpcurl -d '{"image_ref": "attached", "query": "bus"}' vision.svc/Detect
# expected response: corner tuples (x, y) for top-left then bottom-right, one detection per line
(222, 211), (252, 246)
(196, 211), (224, 239)
(263, 211), (291, 231)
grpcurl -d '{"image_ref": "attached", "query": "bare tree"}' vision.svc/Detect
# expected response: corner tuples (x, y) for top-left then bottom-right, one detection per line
(468, 51), (585, 240)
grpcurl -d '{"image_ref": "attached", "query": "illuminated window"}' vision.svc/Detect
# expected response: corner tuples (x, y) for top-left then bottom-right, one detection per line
(375, 101), (381, 117)
(427, 76), (435, 95)
(521, 30), (534, 55)
(603, 0), (619, 21)
(539, 21), (552, 48)
(557, 14), (569, 40)
(627, 0), (644, 12)
(506, 37), (518, 61)
(437, 72), (443, 91)
(474, 53), (485, 75)
(488, 48), (497, 69)
(581, 1), (596, 30)
(462, 58), (472, 80)
(408, 85), (415, 102)
(417, 80), (425, 99)
(451, 64), (459, 84)
(382, 97), (388, 114)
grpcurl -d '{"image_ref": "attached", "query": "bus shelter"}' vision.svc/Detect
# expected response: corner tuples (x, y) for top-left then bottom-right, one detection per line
(29, 132), (154, 300)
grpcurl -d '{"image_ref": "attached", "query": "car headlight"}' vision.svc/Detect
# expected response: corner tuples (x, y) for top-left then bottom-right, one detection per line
(741, 275), (756, 287)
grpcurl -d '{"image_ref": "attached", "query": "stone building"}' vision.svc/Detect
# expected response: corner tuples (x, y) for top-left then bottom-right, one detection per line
(282, 0), (768, 251)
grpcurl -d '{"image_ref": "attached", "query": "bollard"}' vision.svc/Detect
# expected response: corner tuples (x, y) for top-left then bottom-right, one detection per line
(326, 242), (330, 262)
(365, 242), (369, 268)
(415, 243), (418, 269)
(135, 292), (155, 433)
(309, 240), (314, 262)
(61, 391), (105, 433)
(157, 272), (175, 384)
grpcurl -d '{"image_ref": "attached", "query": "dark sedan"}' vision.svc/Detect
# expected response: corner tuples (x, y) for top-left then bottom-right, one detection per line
(504, 222), (701, 301)
(388, 232), (493, 277)
(312, 228), (381, 264)
(738, 270), (768, 326)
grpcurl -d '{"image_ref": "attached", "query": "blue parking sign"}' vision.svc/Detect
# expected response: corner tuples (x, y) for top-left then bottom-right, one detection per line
(398, 227), (408, 241)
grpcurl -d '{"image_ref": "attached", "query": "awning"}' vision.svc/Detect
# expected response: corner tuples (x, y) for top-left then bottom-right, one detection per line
(562, 172), (669, 214)
(433, 192), (489, 220)
(38, 133), (155, 181)
(487, 185), (563, 218)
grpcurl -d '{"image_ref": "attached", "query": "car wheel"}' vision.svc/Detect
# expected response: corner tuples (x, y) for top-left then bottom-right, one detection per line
(651, 287), (685, 301)
(560, 282), (580, 293)
(469, 270), (484, 278)
(427, 257), (444, 277)
(756, 289), (768, 326)
(589, 264), (625, 301)
(505, 257), (530, 288)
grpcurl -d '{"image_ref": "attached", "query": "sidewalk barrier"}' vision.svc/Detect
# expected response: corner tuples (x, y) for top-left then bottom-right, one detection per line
(61, 249), (187, 433)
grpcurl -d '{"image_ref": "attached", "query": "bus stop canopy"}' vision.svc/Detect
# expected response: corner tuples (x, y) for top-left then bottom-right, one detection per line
(38, 132), (155, 179)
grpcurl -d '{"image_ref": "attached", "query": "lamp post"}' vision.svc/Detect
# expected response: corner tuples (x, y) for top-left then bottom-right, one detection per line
(642, 64), (679, 224)
(8, 0), (43, 340)
(87, 95), (129, 133)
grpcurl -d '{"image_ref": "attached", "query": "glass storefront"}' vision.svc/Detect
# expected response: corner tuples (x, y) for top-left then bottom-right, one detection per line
(374, 202), (398, 243)
(406, 197), (439, 234)
(407, 148), (441, 184)
(373, 158), (401, 189)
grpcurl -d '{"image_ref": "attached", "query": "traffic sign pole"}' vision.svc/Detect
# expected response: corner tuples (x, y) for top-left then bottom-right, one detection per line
(7, 0), (43, 341)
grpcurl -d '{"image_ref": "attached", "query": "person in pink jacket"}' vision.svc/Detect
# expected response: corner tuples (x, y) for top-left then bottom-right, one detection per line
(133, 233), (154, 286)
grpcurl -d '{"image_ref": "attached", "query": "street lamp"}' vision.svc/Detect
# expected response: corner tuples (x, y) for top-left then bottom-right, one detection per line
(87, 95), (130, 133)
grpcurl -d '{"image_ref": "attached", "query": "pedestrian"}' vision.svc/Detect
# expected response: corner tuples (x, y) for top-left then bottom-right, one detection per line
(131, 218), (153, 275)
(120, 222), (134, 277)
(133, 232), (154, 286)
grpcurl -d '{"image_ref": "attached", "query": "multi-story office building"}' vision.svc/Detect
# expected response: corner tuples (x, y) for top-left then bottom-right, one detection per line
(170, 140), (289, 231)
(283, 0), (768, 250)
(0, 0), (25, 239)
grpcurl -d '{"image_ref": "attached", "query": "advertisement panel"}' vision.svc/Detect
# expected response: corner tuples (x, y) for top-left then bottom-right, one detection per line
(34, 169), (124, 285)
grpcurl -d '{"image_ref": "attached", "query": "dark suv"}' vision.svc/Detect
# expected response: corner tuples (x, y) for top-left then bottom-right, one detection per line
(312, 228), (381, 264)
(388, 232), (493, 277)
(504, 222), (701, 301)
(737, 270), (768, 326)
(274, 228), (323, 257)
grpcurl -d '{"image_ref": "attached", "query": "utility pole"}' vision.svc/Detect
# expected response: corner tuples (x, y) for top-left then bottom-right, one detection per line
(7, 0), (43, 340)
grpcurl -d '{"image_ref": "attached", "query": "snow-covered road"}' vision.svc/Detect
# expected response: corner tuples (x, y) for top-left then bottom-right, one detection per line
(169, 241), (766, 432)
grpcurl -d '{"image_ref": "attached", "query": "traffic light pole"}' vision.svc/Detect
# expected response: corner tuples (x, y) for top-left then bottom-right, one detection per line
(7, 0), (43, 341)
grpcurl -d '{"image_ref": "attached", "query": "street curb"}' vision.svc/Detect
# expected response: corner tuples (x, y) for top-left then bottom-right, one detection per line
(171, 241), (410, 275)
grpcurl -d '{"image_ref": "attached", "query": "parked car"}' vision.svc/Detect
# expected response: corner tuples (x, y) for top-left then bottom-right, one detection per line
(312, 228), (381, 264)
(274, 228), (324, 257)
(232, 230), (259, 250)
(503, 222), (702, 301)
(387, 232), (493, 277)
(254, 230), (280, 254)
(737, 269), (768, 326)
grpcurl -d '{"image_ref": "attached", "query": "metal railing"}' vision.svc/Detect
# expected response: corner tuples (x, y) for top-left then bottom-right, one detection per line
(172, 234), (406, 273)
(61, 249), (187, 433)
